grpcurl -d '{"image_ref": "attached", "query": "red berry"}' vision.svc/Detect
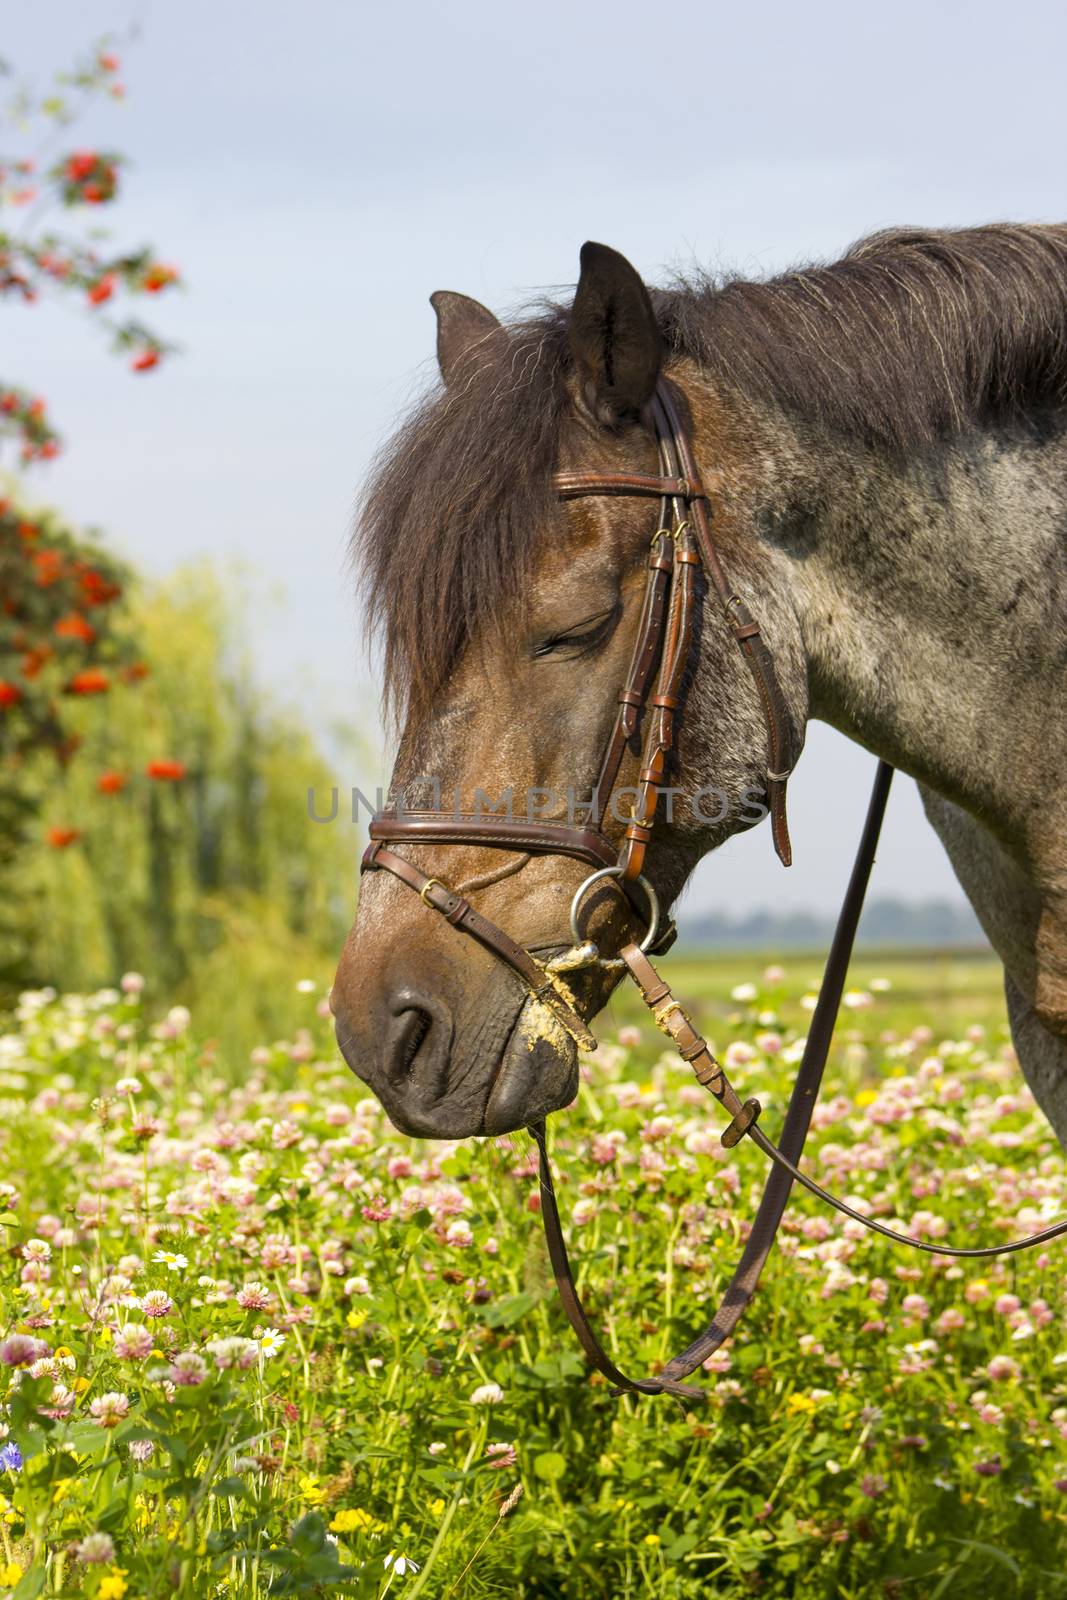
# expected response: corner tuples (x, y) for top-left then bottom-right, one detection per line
(46, 826), (81, 849)
(87, 274), (115, 306)
(66, 152), (97, 182)
(66, 669), (109, 696)
(145, 759), (187, 781)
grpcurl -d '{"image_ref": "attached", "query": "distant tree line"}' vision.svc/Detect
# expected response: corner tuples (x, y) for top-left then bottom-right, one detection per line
(678, 896), (989, 950)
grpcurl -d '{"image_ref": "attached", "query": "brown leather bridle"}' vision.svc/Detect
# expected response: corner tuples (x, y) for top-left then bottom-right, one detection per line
(361, 375), (1067, 1403)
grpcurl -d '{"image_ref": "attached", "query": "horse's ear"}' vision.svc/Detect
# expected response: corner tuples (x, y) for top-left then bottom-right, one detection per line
(569, 241), (662, 425)
(430, 291), (503, 388)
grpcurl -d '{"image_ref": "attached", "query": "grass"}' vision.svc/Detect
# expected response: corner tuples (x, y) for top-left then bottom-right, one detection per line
(2, 946), (1066, 1600)
(613, 945), (1007, 1039)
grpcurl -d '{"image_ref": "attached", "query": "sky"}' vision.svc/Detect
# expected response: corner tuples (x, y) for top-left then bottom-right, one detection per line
(7, 0), (1067, 921)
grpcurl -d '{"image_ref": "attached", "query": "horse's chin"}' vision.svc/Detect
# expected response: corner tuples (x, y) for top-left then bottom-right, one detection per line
(482, 998), (580, 1135)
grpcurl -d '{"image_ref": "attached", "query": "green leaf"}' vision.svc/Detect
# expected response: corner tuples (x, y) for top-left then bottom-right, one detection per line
(12, 1568), (46, 1600)
(524, 1350), (585, 1385)
(211, 1475), (250, 1500)
(11, 1428), (47, 1462)
(64, 1421), (111, 1454)
(0, 1211), (19, 1226)
(290, 1511), (326, 1558)
(483, 1291), (540, 1329)
(945, 1539), (1021, 1579)
(534, 1451), (566, 1483)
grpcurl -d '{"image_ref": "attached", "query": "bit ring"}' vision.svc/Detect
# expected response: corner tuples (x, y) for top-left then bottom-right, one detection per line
(569, 866), (660, 954)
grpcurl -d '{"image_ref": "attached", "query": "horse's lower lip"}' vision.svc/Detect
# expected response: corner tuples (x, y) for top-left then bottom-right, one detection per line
(481, 1002), (578, 1135)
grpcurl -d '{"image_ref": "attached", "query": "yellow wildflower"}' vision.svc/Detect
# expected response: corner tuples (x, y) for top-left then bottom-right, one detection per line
(854, 1089), (878, 1107)
(345, 1309), (368, 1331)
(53, 1346), (73, 1360)
(785, 1392), (818, 1416)
(52, 1477), (74, 1503)
(73, 1376), (91, 1395)
(428, 1498), (445, 1517)
(643, 1533), (661, 1546)
(99, 1572), (129, 1600)
(97, 1325), (112, 1342)
(329, 1507), (388, 1535)
(289, 1102), (309, 1115)
(0, 1563), (23, 1587)
(299, 1473), (326, 1508)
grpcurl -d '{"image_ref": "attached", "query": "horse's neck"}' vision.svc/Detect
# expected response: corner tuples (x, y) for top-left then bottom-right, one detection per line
(758, 416), (1067, 839)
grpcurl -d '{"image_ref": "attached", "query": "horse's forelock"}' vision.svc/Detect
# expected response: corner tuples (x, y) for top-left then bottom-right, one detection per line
(353, 308), (572, 731)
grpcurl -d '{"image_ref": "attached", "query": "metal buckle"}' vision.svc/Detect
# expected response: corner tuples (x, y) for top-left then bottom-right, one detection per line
(419, 877), (449, 907)
(569, 866), (660, 954)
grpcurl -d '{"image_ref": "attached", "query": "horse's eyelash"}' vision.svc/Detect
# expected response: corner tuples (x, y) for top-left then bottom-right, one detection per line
(532, 609), (617, 659)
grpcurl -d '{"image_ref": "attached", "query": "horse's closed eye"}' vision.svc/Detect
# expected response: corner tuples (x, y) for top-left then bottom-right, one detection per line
(531, 606), (619, 660)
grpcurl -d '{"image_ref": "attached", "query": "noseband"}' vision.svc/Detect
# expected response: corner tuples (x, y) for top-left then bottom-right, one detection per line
(362, 375), (1067, 1403)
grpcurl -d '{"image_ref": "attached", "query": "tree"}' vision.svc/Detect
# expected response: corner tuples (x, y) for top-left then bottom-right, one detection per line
(0, 37), (180, 850)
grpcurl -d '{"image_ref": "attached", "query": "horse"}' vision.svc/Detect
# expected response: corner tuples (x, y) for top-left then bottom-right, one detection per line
(332, 225), (1067, 1156)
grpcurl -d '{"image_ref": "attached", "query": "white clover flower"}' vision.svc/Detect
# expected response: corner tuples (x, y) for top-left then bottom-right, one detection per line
(296, 979), (317, 993)
(76, 1531), (116, 1564)
(730, 982), (757, 1003)
(88, 1392), (130, 1428)
(470, 1382), (504, 1405)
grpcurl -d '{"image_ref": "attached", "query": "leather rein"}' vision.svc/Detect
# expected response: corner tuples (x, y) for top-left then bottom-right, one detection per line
(361, 375), (1067, 1403)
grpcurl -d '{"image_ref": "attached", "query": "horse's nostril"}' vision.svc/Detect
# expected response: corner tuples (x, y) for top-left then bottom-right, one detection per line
(381, 988), (452, 1096)
(390, 1007), (431, 1081)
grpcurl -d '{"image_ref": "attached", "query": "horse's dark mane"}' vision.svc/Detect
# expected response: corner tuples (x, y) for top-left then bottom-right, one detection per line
(356, 223), (1067, 724)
